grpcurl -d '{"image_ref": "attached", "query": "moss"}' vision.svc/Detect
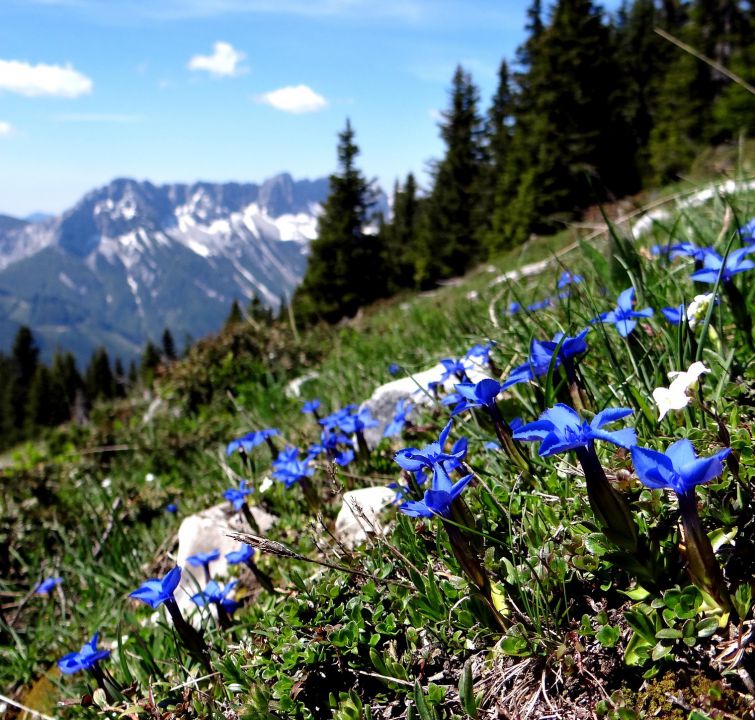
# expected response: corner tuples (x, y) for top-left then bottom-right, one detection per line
(620, 670), (755, 719)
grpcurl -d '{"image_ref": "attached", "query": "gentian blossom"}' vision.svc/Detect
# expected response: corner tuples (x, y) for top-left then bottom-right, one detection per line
(454, 378), (502, 410)
(191, 580), (239, 615)
(301, 399), (321, 414)
(339, 407), (379, 435)
(34, 576), (62, 595)
(166, 503), (178, 513)
(384, 399), (413, 438)
(439, 357), (468, 383)
(557, 270), (583, 289)
(226, 544), (254, 565)
(527, 297), (551, 312)
(690, 248), (755, 284)
(223, 480), (252, 510)
(187, 550), (220, 580)
(502, 329), (589, 389)
(662, 304), (686, 325)
(739, 217), (755, 243)
(226, 428), (280, 456)
(388, 363), (401, 376)
(130, 566), (182, 609)
(631, 439), (729, 495)
(58, 632), (110, 675)
(400, 464), (473, 519)
(513, 404), (636, 456)
(394, 419), (466, 474)
(593, 287), (653, 337)
(669, 242), (710, 263)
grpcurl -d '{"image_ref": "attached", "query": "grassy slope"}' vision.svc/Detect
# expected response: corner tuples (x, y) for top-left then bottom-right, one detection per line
(2, 175), (755, 719)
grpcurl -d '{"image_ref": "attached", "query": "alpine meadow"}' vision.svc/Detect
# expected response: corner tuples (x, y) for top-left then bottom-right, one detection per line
(3, 1), (755, 720)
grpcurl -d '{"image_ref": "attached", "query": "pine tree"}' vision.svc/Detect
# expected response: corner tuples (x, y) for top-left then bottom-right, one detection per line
(381, 173), (420, 293)
(141, 341), (161, 385)
(26, 365), (68, 429)
(50, 350), (82, 414)
(294, 119), (380, 321)
(4, 326), (40, 439)
(500, 0), (621, 239)
(161, 328), (177, 361)
(224, 300), (243, 328)
(85, 347), (116, 401)
(485, 60), (517, 255)
(419, 66), (485, 286)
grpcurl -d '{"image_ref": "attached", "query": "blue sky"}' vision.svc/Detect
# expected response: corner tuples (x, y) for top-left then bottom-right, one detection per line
(0, 0), (619, 217)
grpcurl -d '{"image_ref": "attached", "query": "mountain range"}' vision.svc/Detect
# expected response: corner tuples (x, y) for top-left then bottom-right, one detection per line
(0, 174), (331, 365)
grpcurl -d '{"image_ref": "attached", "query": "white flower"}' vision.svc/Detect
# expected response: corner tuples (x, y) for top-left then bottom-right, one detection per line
(652, 361), (710, 420)
(101, 477), (112, 489)
(687, 293), (715, 330)
(145, 473), (155, 483)
(258, 476), (274, 494)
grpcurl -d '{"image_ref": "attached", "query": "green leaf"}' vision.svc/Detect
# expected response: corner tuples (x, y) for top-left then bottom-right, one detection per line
(655, 628), (682, 640)
(596, 625), (621, 649)
(458, 659), (477, 718)
(695, 617), (719, 638)
(413, 681), (435, 720)
(651, 642), (672, 661)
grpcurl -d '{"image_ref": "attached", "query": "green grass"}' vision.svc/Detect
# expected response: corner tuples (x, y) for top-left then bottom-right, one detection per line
(2, 177), (755, 719)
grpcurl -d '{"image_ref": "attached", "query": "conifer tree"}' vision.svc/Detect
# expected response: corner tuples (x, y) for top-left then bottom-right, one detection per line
(224, 300), (243, 328)
(381, 173), (420, 293)
(4, 326), (40, 440)
(50, 350), (82, 412)
(419, 66), (485, 286)
(141, 341), (161, 385)
(161, 328), (177, 361)
(294, 119), (380, 321)
(26, 365), (68, 429)
(85, 347), (116, 401)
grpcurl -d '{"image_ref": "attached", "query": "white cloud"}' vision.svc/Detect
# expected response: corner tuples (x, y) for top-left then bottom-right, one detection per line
(256, 85), (327, 114)
(187, 41), (246, 77)
(0, 59), (92, 98)
(0, 121), (13, 136)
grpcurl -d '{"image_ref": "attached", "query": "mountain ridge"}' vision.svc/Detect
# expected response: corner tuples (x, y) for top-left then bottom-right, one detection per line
(0, 173), (332, 365)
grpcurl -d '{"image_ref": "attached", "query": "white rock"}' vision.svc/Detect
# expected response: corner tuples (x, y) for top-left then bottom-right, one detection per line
(174, 502), (276, 618)
(359, 361), (490, 448)
(334, 486), (397, 550)
(285, 371), (319, 398)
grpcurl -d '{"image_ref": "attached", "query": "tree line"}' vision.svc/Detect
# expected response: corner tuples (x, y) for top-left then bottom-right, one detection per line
(0, 326), (178, 450)
(295, 0), (754, 322)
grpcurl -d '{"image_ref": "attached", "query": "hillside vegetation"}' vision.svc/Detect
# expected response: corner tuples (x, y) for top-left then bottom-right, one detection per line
(2, 178), (755, 719)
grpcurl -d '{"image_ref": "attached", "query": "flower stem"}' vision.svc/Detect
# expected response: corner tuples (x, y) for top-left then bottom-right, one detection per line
(165, 598), (211, 671)
(241, 502), (261, 534)
(676, 490), (732, 615)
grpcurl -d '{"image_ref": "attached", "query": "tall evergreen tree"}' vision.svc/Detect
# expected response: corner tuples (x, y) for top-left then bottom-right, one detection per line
(141, 341), (161, 384)
(294, 119), (380, 321)
(224, 300), (243, 328)
(85, 347), (116, 401)
(419, 66), (485, 286)
(161, 328), (177, 361)
(50, 350), (82, 412)
(381, 173), (421, 293)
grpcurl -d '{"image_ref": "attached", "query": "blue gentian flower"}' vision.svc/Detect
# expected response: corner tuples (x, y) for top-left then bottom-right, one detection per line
(557, 270), (583, 289)
(662, 304), (686, 325)
(226, 544), (254, 565)
(527, 297), (551, 312)
(130, 566), (182, 609)
(339, 407), (379, 435)
(739, 217), (755, 244)
(58, 632), (110, 675)
(384, 399), (414, 438)
(191, 580), (239, 615)
(690, 248), (755, 284)
(319, 405), (358, 432)
(400, 464), (473, 519)
(454, 379), (503, 409)
(388, 363), (401, 376)
(507, 301), (521, 315)
(166, 503), (178, 513)
(514, 404), (636, 456)
(226, 428), (281, 456)
(594, 287), (654, 337)
(34, 576), (62, 595)
(484, 441), (501, 452)
(631, 440), (730, 495)
(301, 399), (321, 414)
(502, 329), (589, 390)
(187, 550), (220, 577)
(439, 358), (467, 383)
(464, 342), (494, 365)
(394, 420), (466, 473)
(272, 448), (315, 488)
(223, 480), (252, 510)
(669, 242), (710, 262)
